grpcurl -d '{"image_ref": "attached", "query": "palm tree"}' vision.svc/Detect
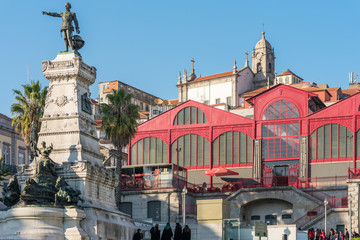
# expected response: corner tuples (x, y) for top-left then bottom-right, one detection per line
(100, 88), (139, 208)
(10, 80), (48, 155)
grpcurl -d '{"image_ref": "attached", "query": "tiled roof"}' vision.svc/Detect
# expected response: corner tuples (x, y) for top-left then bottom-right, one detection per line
(169, 99), (179, 105)
(189, 67), (250, 83)
(326, 87), (340, 91)
(277, 69), (303, 80)
(138, 112), (148, 118)
(209, 103), (226, 107)
(342, 88), (360, 96)
(241, 82), (318, 98)
(241, 86), (269, 97)
(192, 71), (234, 82)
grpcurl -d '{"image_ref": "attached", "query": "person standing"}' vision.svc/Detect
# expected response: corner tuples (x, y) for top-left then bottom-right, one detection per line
(161, 223), (173, 240)
(174, 223), (183, 240)
(150, 224), (161, 240)
(182, 225), (191, 240)
(133, 229), (143, 240)
(345, 229), (349, 240)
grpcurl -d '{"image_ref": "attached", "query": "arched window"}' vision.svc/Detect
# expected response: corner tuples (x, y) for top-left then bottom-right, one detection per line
(131, 137), (168, 165)
(262, 100), (299, 120)
(171, 134), (209, 168)
(212, 131), (253, 166)
(310, 124), (353, 160)
(173, 107), (207, 125)
(257, 63), (262, 73)
(268, 63), (272, 73)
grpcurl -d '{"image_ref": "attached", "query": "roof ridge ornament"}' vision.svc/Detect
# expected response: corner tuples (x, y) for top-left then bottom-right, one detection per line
(244, 52), (249, 68)
(188, 58), (197, 81)
(233, 60), (237, 73)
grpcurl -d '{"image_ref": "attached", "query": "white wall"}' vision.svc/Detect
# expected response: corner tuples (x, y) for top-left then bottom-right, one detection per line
(188, 80), (232, 105)
(236, 69), (254, 95)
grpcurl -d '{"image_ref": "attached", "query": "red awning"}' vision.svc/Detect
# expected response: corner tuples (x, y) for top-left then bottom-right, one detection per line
(203, 167), (239, 177)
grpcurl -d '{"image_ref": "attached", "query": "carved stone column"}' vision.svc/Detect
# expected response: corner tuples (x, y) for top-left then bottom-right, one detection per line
(39, 52), (102, 166)
(252, 139), (262, 179)
(347, 179), (360, 233)
(299, 136), (309, 179)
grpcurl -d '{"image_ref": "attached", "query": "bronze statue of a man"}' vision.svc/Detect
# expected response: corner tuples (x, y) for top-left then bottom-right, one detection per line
(43, 2), (80, 52)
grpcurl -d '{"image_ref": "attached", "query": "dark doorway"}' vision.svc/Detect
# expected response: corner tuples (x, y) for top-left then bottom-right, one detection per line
(273, 165), (289, 186)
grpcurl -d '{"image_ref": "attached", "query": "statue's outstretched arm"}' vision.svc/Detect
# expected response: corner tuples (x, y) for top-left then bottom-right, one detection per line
(42, 11), (61, 17)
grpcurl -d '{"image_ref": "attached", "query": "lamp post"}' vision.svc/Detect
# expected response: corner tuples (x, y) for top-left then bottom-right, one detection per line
(324, 199), (328, 236)
(182, 186), (188, 227)
(349, 194), (352, 240)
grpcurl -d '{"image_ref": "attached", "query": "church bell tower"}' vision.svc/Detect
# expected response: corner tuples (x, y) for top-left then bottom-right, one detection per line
(251, 32), (275, 88)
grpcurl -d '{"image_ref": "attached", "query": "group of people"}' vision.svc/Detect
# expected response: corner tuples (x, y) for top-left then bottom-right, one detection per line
(133, 223), (191, 240)
(307, 228), (355, 240)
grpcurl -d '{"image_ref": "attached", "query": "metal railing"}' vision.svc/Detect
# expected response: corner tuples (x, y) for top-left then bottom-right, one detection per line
(121, 177), (187, 191)
(293, 197), (348, 229)
(121, 175), (348, 193)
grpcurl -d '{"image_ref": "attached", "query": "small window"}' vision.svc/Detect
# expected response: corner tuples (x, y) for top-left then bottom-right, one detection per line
(215, 98), (221, 104)
(204, 100), (209, 105)
(148, 201), (161, 221)
(226, 97), (232, 106)
(18, 151), (25, 165)
(251, 215), (260, 220)
(153, 110), (158, 115)
(265, 215), (277, 225)
(282, 214), (292, 219)
(3, 145), (10, 165)
(285, 77), (289, 84)
(113, 83), (115, 87)
(119, 202), (133, 217)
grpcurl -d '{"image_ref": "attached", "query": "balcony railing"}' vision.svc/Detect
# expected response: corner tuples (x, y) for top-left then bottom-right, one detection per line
(122, 177), (187, 191)
(121, 175), (348, 193)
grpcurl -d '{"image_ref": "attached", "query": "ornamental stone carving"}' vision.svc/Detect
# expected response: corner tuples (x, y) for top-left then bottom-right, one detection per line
(55, 95), (69, 107)
(42, 61), (49, 72)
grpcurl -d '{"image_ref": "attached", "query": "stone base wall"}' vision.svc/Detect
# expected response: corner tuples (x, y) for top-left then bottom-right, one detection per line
(0, 207), (88, 240)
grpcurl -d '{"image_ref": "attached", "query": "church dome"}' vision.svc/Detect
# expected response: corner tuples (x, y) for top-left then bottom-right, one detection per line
(255, 32), (272, 49)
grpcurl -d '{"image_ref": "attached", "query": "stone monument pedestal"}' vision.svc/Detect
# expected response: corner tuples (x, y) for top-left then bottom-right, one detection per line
(0, 207), (88, 240)
(12, 52), (136, 239)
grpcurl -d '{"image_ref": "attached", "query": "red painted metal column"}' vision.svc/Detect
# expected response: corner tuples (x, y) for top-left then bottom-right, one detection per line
(353, 115), (356, 170)
(127, 142), (131, 165)
(168, 129), (171, 164)
(209, 126), (213, 187)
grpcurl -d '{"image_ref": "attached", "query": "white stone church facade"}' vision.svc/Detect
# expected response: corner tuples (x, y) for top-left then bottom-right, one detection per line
(177, 32), (275, 107)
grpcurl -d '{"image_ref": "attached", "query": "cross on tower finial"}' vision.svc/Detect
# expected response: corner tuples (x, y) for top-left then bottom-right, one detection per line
(244, 52), (249, 67)
(191, 58), (195, 70)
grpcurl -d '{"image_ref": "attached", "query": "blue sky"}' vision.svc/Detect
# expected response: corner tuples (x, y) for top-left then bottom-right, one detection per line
(1, 0), (360, 116)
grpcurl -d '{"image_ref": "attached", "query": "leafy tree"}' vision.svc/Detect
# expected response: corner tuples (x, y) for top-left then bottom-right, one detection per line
(100, 89), (139, 208)
(10, 80), (48, 149)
